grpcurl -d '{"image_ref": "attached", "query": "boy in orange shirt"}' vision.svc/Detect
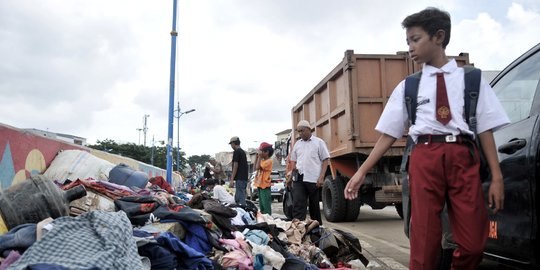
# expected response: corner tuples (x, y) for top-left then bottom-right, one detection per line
(253, 142), (274, 215)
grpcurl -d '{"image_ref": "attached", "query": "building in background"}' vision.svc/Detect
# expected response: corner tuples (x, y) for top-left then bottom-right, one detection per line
(25, 128), (87, 146)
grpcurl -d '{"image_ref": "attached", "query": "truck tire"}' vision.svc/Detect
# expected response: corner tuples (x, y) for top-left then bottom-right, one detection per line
(395, 203), (404, 219)
(342, 177), (361, 222)
(322, 175), (347, 222)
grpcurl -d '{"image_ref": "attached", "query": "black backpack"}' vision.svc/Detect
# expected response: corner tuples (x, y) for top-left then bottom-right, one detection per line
(401, 66), (486, 175)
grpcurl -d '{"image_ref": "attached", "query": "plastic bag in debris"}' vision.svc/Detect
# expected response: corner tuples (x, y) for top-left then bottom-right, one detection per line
(44, 150), (114, 183)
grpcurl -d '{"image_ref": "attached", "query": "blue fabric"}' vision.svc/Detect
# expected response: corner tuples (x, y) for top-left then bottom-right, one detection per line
(245, 229), (269, 245)
(234, 179), (247, 205)
(234, 207), (256, 225)
(132, 229), (153, 238)
(25, 264), (100, 270)
(0, 224), (36, 256)
(179, 221), (211, 255)
(282, 254), (319, 270)
(253, 254), (264, 270)
(156, 232), (213, 270)
(138, 242), (177, 270)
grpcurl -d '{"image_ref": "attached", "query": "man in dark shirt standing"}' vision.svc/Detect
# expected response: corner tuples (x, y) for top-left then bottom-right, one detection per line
(228, 136), (248, 205)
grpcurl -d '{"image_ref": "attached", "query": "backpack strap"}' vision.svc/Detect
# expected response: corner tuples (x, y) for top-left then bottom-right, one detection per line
(463, 66), (482, 133)
(404, 71), (422, 126)
(401, 71), (421, 173)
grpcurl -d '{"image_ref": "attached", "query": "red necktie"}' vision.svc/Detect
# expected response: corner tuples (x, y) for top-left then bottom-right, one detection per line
(436, 72), (451, 125)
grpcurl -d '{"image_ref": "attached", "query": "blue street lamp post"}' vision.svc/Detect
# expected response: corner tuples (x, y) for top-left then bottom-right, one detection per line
(166, 0), (178, 184)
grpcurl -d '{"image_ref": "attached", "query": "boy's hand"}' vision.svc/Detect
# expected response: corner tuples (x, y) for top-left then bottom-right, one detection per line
(344, 170), (365, 200)
(316, 177), (324, 188)
(488, 177), (504, 213)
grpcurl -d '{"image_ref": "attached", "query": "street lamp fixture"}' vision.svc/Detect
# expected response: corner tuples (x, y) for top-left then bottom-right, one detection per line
(175, 102), (195, 173)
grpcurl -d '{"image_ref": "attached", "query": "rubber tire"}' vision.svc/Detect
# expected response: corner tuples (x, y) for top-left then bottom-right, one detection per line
(342, 177), (361, 222)
(277, 195), (283, 203)
(322, 175), (347, 222)
(395, 203), (404, 219)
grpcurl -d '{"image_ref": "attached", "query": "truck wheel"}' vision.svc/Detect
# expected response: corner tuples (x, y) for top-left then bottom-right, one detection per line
(322, 175), (347, 222)
(395, 203), (404, 219)
(341, 178), (361, 222)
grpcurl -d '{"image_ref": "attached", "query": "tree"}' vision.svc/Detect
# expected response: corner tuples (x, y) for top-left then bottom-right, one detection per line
(187, 155), (211, 167)
(87, 139), (190, 171)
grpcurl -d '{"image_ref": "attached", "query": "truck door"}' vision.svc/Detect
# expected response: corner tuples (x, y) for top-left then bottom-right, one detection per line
(484, 44), (540, 266)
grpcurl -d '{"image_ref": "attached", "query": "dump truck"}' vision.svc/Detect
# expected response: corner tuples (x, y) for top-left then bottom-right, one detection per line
(286, 50), (470, 222)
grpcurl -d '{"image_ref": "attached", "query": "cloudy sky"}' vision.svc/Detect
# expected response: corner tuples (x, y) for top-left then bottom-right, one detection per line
(1, 0), (539, 157)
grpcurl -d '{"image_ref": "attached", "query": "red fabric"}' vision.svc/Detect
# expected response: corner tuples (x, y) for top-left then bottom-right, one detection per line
(436, 73), (451, 125)
(408, 142), (488, 270)
(62, 179), (136, 200)
(150, 176), (175, 194)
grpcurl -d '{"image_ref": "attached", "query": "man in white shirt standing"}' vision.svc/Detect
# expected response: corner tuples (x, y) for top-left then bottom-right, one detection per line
(206, 178), (235, 205)
(288, 120), (330, 225)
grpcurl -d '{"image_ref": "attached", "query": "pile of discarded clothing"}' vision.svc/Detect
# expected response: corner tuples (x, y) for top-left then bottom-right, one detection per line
(0, 151), (371, 269)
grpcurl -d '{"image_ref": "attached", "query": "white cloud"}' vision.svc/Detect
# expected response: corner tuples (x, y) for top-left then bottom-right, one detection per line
(451, 3), (540, 71)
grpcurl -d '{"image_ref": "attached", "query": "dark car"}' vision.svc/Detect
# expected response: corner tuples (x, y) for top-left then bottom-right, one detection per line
(481, 42), (540, 269)
(249, 171), (286, 202)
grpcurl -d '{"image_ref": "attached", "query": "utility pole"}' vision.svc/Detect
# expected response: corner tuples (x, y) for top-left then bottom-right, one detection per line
(151, 136), (165, 167)
(136, 128), (143, 145)
(166, 0), (178, 184)
(143, 114), (150, 146)
(151, 136), (155, 166)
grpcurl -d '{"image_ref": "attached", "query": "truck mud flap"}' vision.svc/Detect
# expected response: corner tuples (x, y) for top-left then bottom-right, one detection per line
(322, 175), (346, 222)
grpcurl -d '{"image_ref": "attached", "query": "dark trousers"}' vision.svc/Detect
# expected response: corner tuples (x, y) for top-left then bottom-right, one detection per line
(408, 142), (488, 270)
(291, 174), (322, 225)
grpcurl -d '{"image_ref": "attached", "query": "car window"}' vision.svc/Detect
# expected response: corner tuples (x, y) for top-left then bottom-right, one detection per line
(492, 50), (540, 123)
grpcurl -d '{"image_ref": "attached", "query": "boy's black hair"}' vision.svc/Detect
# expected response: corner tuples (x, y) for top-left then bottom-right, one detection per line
(206, 178), (216, 186)
(261, 146), (274, 158)
(402, 7), (451, 48)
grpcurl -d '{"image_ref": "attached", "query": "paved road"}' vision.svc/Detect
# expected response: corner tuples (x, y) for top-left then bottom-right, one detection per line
(269, 200), (518, 269)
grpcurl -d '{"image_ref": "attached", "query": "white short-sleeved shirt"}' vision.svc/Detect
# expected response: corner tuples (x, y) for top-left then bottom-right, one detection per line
(376, 59), (510, 142)
(290, 135), (330, 183)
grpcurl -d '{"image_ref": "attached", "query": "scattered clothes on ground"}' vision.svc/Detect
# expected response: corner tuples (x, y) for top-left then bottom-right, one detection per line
(2, 169), (371, 270)
(6, 211), (143, 270)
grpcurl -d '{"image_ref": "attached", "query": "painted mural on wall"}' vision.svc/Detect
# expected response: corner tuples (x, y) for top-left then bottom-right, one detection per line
(0, 123), (181, 190)
(0, 124), (83, 189)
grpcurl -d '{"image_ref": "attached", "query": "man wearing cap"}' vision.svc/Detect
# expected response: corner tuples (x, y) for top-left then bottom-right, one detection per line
(228, 136), (249, 205)
(288, 120), (330, 225)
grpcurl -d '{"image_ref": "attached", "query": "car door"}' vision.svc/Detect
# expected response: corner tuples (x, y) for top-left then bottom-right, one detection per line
(483, 43), (540, 267)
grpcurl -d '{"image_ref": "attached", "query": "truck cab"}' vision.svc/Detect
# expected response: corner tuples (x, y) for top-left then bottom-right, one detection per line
(482, 42), (540, 268)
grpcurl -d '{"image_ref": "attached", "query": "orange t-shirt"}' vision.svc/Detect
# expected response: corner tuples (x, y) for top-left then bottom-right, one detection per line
(255, 158), (273, 189)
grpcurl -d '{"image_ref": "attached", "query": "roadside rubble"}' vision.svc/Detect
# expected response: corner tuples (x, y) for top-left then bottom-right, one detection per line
(0, 150), (378, 270)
